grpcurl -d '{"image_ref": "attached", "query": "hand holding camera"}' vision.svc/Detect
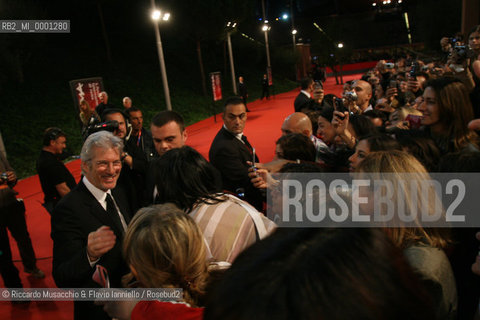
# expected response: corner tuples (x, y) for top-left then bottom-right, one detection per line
(1, 171), (16, 184)
(386, 80), (398, 102)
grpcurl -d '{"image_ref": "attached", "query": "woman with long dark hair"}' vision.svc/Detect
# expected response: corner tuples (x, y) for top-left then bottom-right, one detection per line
(153, 146), (276, 263)
(417, 77), (478, 154)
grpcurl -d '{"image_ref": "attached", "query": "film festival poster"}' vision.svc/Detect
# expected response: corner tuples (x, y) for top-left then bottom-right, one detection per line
(69, 77), (104, 117)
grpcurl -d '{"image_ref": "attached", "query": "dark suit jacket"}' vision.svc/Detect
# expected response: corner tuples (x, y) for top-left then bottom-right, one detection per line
(238, 82), (247, 98)
(95, 103), (116, 119)
(209, 127), (263, 210)
(294, 91), (312, 112)
(51, 180), (132, 320)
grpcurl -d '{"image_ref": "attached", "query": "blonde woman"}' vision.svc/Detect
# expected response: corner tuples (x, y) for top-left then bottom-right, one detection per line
(104, 204), (206, 319)
(356, 150), (457, 319)
(79, 99), (100, 126)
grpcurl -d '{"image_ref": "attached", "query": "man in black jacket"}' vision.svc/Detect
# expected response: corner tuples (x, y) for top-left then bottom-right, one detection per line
(95, 91), (115, 117)
(209, 97), (262, 210)
(238, 76), (250, 112)
(126, 107), (156, 162)
(103, 109), (147, 212)
(294, 77), (315, 112)
(52, 131), (132, 320)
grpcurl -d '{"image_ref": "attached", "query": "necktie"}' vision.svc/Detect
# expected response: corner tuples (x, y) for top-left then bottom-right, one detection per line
(105, 194), (124, 234)
(241, 135), (253, 155)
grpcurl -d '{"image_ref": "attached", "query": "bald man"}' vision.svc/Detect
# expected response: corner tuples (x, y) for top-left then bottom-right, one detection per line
(351, 80), (373, 113)
(122, 97), (132, 110)
(281, 112), (329, 162)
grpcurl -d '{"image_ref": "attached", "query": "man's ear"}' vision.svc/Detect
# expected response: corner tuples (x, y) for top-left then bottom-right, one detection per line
(182, 130), (188, 143)
(81, 161), (89, 174)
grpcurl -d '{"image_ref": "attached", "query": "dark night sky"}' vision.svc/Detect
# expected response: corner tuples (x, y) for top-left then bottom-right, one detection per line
(0, 0), (418, 46)
(0, 0), (463, 67)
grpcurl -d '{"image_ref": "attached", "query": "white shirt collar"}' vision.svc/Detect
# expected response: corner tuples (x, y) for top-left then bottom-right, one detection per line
(223, 124), (243, 142)
(83, 176), (111, 210)
(300, 90), (311, 98)
(364, 104), (373, 112)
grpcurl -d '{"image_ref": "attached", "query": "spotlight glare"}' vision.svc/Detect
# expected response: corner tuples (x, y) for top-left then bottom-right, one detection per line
(151, 10), (161, 20)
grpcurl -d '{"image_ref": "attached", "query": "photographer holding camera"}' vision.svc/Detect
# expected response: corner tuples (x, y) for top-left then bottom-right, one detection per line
(102, 109), (147, 212)
(36, 127), (77, 214)
(440, 32), (476, 93)
(344, 80), (373, 114)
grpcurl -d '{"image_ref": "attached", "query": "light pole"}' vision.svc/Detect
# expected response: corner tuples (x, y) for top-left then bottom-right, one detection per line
(226, 21), (237, 95)
(292, 29), (297, 52)
(337, 42), (344, 85)
(262, 22), (271, 70)
(150, 2), (172, 110)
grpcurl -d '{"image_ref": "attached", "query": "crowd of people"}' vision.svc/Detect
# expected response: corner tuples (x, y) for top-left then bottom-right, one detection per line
(2, 25), (480, 320)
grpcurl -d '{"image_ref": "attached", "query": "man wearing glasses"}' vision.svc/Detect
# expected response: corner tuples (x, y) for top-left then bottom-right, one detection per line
(52, 131), (132, 320)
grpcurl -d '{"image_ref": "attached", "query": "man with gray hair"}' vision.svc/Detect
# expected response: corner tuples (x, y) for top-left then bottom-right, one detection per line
(95, 91), (115, 117)
(122, 96), (132, 110)
(51, 131), (132, 320)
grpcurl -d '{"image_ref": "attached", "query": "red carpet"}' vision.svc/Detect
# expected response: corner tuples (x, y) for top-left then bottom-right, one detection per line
(0, 72), (362, 319)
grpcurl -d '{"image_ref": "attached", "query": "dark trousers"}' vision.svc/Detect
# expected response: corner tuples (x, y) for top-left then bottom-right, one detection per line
(261, 87), (269, 99)
(0, 200), (37, 271)
(42, 200), (56, 215)
(0, 226), (22, 288)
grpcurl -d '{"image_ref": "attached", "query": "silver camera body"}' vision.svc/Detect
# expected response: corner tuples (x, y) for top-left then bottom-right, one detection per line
(344, 91), (358, 101)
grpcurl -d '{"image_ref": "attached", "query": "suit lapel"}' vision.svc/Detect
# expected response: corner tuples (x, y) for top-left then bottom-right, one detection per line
(112, 187), (132, 225)
(77, 181), (128, 236)
(220, 127), (258, 162)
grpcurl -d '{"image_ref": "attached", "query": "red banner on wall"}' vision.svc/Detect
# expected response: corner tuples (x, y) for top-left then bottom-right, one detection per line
(69, 77), (104, 113)
(267, 67), (273, 86)
(210, 72), (222, 102)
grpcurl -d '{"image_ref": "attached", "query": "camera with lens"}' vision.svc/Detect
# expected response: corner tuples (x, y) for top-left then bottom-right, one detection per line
(343, 90), (358, 101)
(384, 62), (395, 69)
(448, 37), (470, 64)
(409, 61), (419, 78)
(85, 120), (119, 138)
